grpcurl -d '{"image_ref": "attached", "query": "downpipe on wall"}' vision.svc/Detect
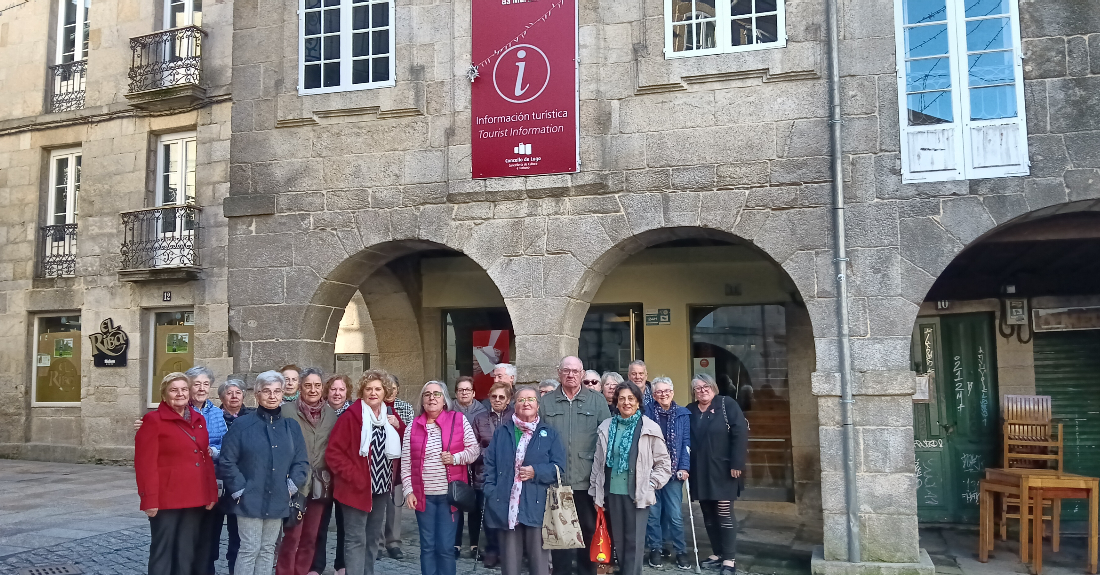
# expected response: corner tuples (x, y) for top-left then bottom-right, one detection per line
(825, 0), (861, 562)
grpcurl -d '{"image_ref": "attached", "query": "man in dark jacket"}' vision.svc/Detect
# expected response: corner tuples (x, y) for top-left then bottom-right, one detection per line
(219, 371), (310, 575)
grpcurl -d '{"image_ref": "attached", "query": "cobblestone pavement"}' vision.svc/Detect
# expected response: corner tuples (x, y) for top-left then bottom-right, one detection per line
(0, 460), (813, 575)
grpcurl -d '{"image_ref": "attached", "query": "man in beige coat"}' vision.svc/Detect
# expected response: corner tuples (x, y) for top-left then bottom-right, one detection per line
(589, 381), (671, 575)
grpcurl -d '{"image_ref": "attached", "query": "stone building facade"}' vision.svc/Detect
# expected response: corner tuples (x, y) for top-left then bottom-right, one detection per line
(1, 0), (1099, 570)
(0, 0), (233, 460)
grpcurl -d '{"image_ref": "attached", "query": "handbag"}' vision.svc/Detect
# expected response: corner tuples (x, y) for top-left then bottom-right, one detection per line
(284, 421), (308, 528)
(444, 414), (477, 512)
(310, 468), (333, 500)
(542, 465), (585, 550)
(589, 505), (612, 564)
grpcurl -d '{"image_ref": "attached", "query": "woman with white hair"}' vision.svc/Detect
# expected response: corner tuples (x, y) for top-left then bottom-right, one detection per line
(402, 381), (480, 575)
(601, 371), (624, 416)
(219, 370), (310, 575)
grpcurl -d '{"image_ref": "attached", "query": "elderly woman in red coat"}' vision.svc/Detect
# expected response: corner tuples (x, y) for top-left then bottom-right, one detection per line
(135, 372), (219, 575)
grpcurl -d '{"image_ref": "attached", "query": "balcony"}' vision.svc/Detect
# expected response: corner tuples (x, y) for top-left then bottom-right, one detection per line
(118, 205), (201, 282)
(39, 224), (78, 278)
(125, 26), (207, 111)
(46, 61), (87, 113)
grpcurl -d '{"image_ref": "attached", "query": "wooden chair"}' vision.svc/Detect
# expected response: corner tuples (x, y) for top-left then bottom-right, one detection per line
(999, 395), (1064, 545)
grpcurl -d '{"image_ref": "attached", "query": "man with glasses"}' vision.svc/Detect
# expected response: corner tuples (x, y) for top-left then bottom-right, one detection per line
(539, 356), (612, 575)
(452, 376), (487, 560)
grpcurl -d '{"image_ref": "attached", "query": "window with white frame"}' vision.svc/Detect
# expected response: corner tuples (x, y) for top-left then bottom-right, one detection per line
(298, 0), (395, 94)
(166, 0), (202, 28)
(56, 0), (90, 64)
(48, 148), (81, 227)
(664, 0), (785, 58)
(157, 132), (197, 208)
(894, 0), (1029, 182)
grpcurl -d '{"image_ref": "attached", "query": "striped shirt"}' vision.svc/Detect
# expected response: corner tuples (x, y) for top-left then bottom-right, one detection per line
(402, 415), (479, 497)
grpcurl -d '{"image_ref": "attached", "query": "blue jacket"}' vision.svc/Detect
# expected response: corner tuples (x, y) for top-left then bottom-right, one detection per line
(218, 407), (309, 519)
(483, 418), (566, 530)
(645, 402), (691, 472)
(196, 399), (228, 460)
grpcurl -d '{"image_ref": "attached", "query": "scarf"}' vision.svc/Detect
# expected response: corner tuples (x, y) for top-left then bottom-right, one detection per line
(509, 414), (539, 529)
(334, 400), (350, 416)
(652, 402), (680, 470)
(282, 391), (300, 404)
(297, 397), (324, 427)
(360, 400), (387, 457)
(606, 410), (642, 475)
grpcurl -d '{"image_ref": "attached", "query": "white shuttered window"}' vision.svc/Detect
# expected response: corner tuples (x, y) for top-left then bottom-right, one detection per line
(893, 0), (1028, 182)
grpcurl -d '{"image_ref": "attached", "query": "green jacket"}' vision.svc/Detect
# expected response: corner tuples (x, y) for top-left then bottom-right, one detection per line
(538, 386), (612, 490)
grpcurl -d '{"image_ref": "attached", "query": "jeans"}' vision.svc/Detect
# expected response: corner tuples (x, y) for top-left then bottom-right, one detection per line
(645, 478), (686, 554)
(148, 507), (204, 575)
(455, 489), (484, 549)
(234, 517), (282, 575)
(699, 500), (737, 562)
(343, 496), (389, 575)
(417, 495), (458, 575)
(276, 498), (328, 575)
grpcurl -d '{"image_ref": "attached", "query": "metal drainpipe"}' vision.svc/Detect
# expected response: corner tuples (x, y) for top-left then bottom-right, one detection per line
(825, 0), (861, 562)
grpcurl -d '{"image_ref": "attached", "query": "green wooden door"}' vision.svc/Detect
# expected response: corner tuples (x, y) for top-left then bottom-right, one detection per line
(1034, 330), (1100, 521)
(912, 313), (999, 523)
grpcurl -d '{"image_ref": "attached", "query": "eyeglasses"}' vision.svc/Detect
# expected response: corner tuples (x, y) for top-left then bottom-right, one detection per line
(653, 389), (672, 396)
(490, 394), (508, 400)
(692, 386), (713, 393)
(582, 380), (600, 385)
(422, 391), (444, 399)
(456, 388), (474, 393)
(516, 397), (537, 404)
(617, 396), (637, 404)
(258, 389), (283, 396)
(559, 368), (582, 375)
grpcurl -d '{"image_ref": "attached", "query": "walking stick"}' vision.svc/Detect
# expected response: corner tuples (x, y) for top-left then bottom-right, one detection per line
(684, 447), (701, 574)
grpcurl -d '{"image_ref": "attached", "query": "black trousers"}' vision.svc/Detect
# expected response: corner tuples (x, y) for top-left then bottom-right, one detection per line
(149, 507), (205, 575)
(699, 500), (737, 561)
(311, 499), (346, 572)
(551, 490), (598, 575)
(455, 489), (484, 549)
(607, 494), (649, 575)
(195, 506), (223, 575)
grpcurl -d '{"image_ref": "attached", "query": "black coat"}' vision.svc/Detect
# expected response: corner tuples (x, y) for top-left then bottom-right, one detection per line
(219, 407), (310, 519)
(687, 395), (748, 501)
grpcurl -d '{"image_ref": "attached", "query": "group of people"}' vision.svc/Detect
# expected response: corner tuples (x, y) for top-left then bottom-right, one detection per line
(134, 357), (749, 575)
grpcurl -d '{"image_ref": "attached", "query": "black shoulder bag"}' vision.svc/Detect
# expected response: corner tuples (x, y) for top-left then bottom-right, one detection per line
(445, 414), (477, 512)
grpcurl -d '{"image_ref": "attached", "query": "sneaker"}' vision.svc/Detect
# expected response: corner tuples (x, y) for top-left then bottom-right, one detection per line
(455, 547), (463, 559)
(701, 556), (722, 569)
(648, 550), (663, 568)
(676, 553), (692, 570)
(388, 547), (404, 560)
(719, 563), (736, 575)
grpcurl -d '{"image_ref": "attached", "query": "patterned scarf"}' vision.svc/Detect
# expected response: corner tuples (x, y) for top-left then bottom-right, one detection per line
(282, 391), (300, 405)
(606, 410), (642, 475)
(508, 414), (539, 529)
(297, 397), (324, 427)
(652, 401), (680, 471)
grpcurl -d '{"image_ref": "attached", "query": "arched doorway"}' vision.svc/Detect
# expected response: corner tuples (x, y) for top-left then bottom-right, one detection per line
(579, 228), (817, 515)
(330, 247), (515, 401)
(909, 209), (1100, 525)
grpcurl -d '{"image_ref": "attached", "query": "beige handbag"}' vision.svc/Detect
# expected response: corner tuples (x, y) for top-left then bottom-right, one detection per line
(542, 466), (586, 550)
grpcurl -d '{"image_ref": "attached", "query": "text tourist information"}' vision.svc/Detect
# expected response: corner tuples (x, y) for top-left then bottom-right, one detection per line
(470, 0), (578, 178)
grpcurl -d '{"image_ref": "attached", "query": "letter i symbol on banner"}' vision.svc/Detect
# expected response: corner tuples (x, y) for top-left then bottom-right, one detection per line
(514, 50), (529, 97)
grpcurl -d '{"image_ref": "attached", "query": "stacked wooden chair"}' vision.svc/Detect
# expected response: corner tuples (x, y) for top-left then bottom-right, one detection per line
(999, 395), (1064, 546)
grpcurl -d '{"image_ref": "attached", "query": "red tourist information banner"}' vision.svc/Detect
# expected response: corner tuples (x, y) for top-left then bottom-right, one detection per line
(470, 0), (578, 178)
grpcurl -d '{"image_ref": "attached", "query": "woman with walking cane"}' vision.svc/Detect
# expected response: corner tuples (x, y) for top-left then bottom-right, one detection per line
(687, 374), (748, 575)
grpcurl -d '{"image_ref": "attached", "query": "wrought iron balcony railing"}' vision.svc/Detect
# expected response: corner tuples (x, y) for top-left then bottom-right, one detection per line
(127, 25), (206, 94)
(39, 224), (78, 278)
(120, 205), (201, 272)
(46, 60), (87, 113)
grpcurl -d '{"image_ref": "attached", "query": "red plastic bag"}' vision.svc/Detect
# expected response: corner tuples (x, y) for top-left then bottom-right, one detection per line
(590, 506), (612, 564)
